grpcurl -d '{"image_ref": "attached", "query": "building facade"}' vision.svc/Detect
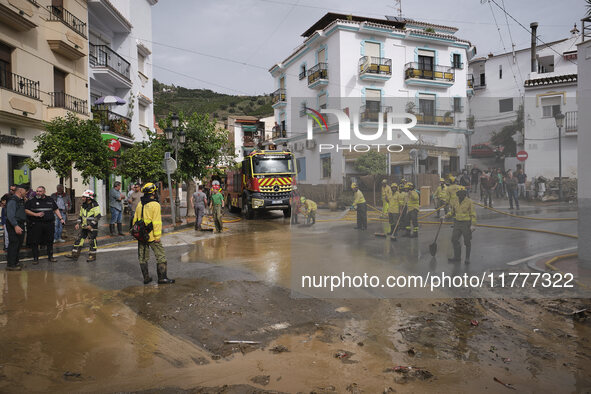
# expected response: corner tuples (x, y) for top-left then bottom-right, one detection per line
(1, 0), (89, 196)
(269, 13), (474, 186)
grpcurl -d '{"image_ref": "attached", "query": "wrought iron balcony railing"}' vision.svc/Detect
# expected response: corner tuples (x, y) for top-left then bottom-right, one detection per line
(271, 88), (286, 105)
(467, 74), (474, 89)
(404, 62), (454, 82)
(359, 104), (392, 123)
(92, 108), (132, 137)
(359, 56), (392, 76)
(49, 92), (88, 115)
(272, 125), (287, 139)
(47, 5), (87, 38)
(89, 44), (131, 80)
(307, 63), (328, 86)
(0, 69), (40, 100)
(415, 109), (455, 126)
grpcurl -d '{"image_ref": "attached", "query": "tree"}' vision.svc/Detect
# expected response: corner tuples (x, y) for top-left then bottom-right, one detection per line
(491, 104), (524, 157)
(354, 151), (388, 205)
(27, 112), (112, 183)
(116, 130), (168, 183)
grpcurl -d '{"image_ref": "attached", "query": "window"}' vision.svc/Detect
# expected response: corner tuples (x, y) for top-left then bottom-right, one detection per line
(538, 55), (554, 73)
(320, 153), (331, 178)
(299, 64), (306, 80)
(499, 98), (513, 113)
(139, 103), (147, 126)
(499, 64), (503, 79)
(365, 42), (380, 59)
(365, 88), (381, 112)
(296, 157), (306, 181)
(452, 53), (462, 69)
(318, 92), (327, 110)
(453, 97), (462, 112)
(419, 93), (435, 116)
(541, 96), (561, 118)
(317, 48), (326, 63)
(0, 42), (13, 90)
(479, 73), (486, 86)
(418, 50), (434, 71)
(137, 51), (146, 74)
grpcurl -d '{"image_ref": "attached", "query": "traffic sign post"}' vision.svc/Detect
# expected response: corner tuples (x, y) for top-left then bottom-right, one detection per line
(163, 152), (177, 225)
(517, 151), (528, 161)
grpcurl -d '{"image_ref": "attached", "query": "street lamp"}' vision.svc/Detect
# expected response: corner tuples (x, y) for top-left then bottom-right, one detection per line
(165, 113), (184, 223)
(554, 111), (565, 202)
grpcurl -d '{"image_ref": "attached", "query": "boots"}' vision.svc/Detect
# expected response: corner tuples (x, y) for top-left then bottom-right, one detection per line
(140, 263), (152, 284)
(109, 224), (115, 235)
(117, 223), (124, 236)
(65, 248), (81, 261)
(465, 246), (471, 264)
(87, 252), (96, 262)
(157, 262), (175, 284)
(448, 245), (461, 263)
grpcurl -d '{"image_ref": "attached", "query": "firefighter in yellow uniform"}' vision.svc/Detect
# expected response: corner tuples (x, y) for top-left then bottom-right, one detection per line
(433, 178), (449, 218)
(66, 189), (101, 262)
(446, 176), (460, 207)
(404, 182), (420, 238)
(351, 183), (367, 230)
(446, 187), (476, 264)
(381, 179), (392, 234)
(300, 197), (317, 225)
(133, 183), (175, 285)
(387, 183), (401, 236)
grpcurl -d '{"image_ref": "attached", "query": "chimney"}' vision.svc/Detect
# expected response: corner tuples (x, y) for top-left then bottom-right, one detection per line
(530, 22), (538, 73)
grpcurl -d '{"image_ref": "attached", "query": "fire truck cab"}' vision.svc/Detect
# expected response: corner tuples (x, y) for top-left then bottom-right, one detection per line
(225, 150), (296, 219)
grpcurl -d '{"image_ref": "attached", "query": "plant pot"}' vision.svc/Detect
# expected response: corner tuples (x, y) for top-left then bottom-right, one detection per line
(328, 201), (338, 211)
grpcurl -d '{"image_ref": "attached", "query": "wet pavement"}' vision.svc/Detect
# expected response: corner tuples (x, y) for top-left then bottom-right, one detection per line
(0, 202), (590, 392)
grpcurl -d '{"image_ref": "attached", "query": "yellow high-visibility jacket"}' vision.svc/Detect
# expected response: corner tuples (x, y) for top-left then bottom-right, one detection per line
(352, 190), (366, 206)
(302, 199), (317, 214)
(387, 191), (400, 213)
(446, 184), (460, 205)
(381, 185), (392, 204)
(434, 185), (449, 203)
(406, 190), (420, 211)
(398, 191), (408, 209)
(133, 200), (163, 242)
(447, 197), (477, 224)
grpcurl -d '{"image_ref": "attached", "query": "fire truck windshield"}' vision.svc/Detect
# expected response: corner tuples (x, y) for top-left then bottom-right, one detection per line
(253, 157), (293, 174)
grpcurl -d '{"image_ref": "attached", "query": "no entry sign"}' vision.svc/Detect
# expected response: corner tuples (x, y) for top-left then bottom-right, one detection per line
(108, 138), (121, 152)
(517, 150), (528, 161)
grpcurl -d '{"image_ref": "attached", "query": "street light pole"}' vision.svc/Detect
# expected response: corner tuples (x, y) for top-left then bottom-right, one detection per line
(166, 113), (185, 224)
(554, 112), (565, 202)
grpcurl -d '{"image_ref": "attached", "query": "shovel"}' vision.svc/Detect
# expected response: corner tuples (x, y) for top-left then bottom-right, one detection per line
(390, 206), (405, 242)
(429, 218), (444, 256)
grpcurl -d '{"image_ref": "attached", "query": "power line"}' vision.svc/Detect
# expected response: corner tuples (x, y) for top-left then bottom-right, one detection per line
(499, 0), (524, 83)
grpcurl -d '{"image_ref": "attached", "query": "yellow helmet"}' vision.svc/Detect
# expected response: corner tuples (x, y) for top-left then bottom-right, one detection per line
(458, 185), (466, 191)
(142, 182), (158, 194)
(382, 179), (388, 184)
(440, 178), (445, 182)
(300, 196), (306, 202)
(391, 183), (398, 190)
(449, 176), (455, 182)
(406, 182), (414, 190)
(351, 182), (358, 189)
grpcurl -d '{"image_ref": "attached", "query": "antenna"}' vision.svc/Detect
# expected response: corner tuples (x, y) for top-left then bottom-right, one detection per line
(394, 0), (402, 18)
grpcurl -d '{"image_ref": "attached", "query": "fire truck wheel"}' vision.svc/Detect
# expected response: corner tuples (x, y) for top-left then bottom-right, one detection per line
(242, 198), (254, 220)
(283, 208), (291, 218)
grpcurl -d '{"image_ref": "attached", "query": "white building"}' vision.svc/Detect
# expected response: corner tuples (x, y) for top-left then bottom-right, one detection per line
(269, 13), (474, 186)
(468, 23), (579, 178)
(87, 0), (157, 207)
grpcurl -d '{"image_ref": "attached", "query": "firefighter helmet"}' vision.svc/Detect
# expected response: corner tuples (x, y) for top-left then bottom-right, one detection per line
(142, 182), (158, 194)
(406, 182), (415, 190)
(82, 189), (95, 199)
(440, 178), (445, 182)
(391, 183), (398, 190)
(300, 196), (306, 202)
(351, 182), (358, 189)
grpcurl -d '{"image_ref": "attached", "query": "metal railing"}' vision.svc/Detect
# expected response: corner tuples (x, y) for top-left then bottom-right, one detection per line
(89, 44), (131, 80)
(404, 62), (454, 82)
(359, 104), (392, 122)
(565, 111), (577, 133)
(91, 108), (132, 137)
(452, 61), (464, 69)
(0, 69), (40, 100)
(307, 63), (328, 86)
(473, 76), (486, 89)
(46, 5), (87, 38)
(49, 92), (88, 115)
(415, 109), (455, 126)
(299, 70), (306, 80)
(359, 56), (392, 76)
(272, 125), (287, 139)
(271, 88), (286, 105)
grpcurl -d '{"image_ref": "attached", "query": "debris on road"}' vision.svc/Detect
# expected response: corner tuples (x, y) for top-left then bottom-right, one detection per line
(470, 319), (479, 326)
(224, 340), (260, 345)
(63, 371), (81, 379)
(494, 377), (517, 390)
(250, 375), (270, 386)
(572, 308), (588, 320)
(269, 345), (289, 353)
(334, 350), (358, 364)
(503, 358), (512, 363)
(407, 348), (416, 356)
(385, 366), (433, 383)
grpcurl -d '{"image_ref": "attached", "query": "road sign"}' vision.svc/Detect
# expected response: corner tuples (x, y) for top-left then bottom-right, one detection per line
(517, 150), (528, 161)
(108, 139), (121, 152)
(163, 155), (177, 173)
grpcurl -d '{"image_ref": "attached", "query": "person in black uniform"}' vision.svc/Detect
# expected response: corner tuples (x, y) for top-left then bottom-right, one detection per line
(5, 184), (27, 271)
(25, 186), (65, 264)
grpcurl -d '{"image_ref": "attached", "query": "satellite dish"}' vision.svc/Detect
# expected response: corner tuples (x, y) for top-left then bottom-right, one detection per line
(409, 149), (418, 159)
(418, 149), (428, 160)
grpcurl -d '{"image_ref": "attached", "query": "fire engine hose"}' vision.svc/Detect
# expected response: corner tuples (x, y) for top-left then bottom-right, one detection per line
(474, 202), (577, 221)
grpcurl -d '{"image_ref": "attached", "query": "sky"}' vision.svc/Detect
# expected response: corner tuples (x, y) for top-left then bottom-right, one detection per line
(151, 0), (587, 95)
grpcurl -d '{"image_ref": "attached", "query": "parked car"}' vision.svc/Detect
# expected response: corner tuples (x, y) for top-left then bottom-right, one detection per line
(470, 143), (504, 158)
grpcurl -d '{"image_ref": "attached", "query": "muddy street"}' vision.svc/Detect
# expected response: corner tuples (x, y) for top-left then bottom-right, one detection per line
(0, 206), (590, 393)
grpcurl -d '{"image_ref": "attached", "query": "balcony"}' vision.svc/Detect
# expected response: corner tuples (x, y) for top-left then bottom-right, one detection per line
(92, 108), (132, 138)
(359, 56), (392, 81)
(272, 125), (287, 139)
(359, 104), (392, 124)
(404, 62), (454, 88)
(271, 88), (286, 108)
(415, 110), (455, 126)
(89, 43), (132, 89)
(243, 134), (257, 147)
(307, 63), (328, 89)
(45, 6), (86, 60)
(87, 0), (132, 34)
(46, 5), (87, 37)
(467, 74), (474, 89)
(0, 70), (40, 100)
(565, 111), (577, 134)
(0, 0), (38, 31)
(473, 77), (486, 90)
(49, 92), (88, 115)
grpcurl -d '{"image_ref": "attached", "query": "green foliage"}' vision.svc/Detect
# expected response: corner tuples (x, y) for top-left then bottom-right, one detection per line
(425, 27), (435, 33)
(116, 130), (168, 183)
(27, 113), (112, 182)
(355, 151), (388, 176)
(491, 104), (523, 156)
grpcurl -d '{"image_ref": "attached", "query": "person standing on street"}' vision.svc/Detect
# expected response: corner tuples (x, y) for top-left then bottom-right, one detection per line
(5, 185), (27, 271)
(433, 178), (449, 218)
(516, 169), (527, 199)
(446, 187), (476, 264)
(127, 183), (143, 230)
(505, 170), (519, 210)
(381, 179), (392, 234)
(25, 186), (65, 264)
(134, 183), (175, 285)
(109, 181), (125, 236)
(351, 183), (367, 230)
(470, 167), (481, 195)
(66, 190), (101, 262)
(404, 182), (420, 238)
(190, 185), (208, 230)
(209, 184), (224, 233)
(1, 194), (9, 251)
(387, 183), (401, 236)
(460, 170), (471, 194)
(481, 171), (497, 208)
(51, 184), (71, 243)
(300, 197), (317, 225)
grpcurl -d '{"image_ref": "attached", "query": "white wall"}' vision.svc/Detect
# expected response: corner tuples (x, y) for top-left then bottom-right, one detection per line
(577, 39), (591, 265)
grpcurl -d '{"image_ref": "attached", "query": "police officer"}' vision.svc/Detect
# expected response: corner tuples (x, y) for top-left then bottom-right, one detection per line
(404, 182), (420, 238)
(66, 190), (101, 262)
(133, 183), (175, 285)
(351, 183), (367, 230)
(446, 187), (476, 264)
(5, 184), (27, 271)
(25, 186), (65, 264)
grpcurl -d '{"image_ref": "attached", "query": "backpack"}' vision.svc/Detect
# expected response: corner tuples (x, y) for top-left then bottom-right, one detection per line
(131, 202), (153, 243)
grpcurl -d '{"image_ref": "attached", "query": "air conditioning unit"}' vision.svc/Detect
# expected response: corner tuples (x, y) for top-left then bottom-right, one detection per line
(306, 140), (316, 149)
(295, 142), (304, 151)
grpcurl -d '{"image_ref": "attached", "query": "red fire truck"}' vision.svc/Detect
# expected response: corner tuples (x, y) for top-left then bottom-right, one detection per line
(224, 150), (296, 219)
